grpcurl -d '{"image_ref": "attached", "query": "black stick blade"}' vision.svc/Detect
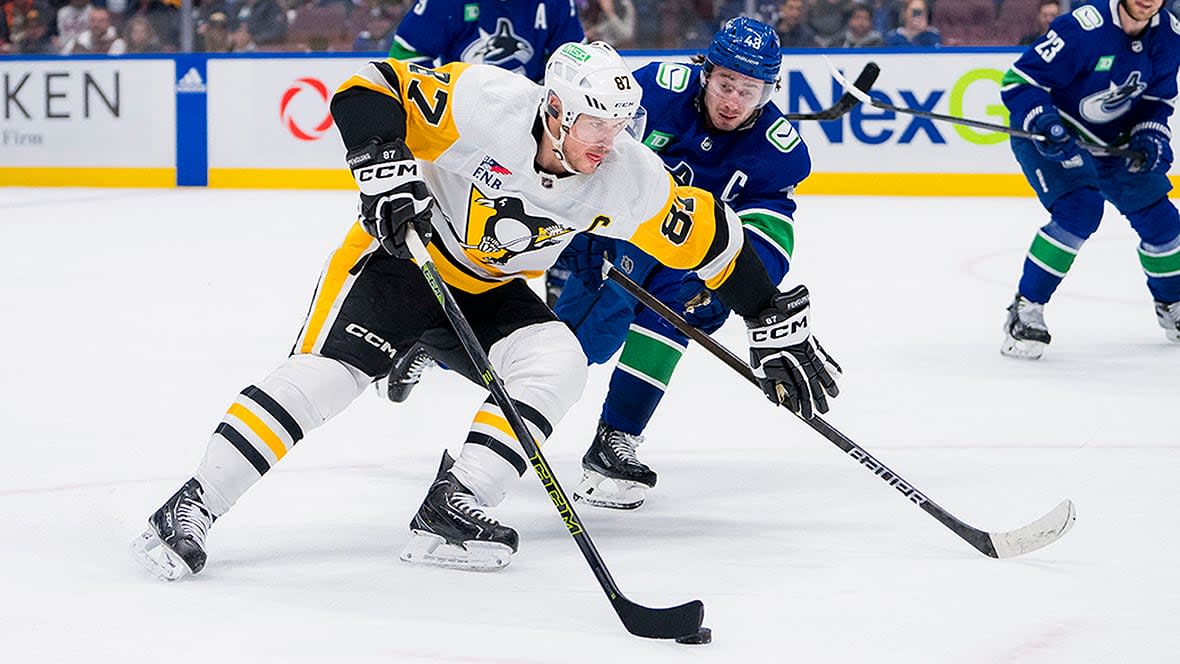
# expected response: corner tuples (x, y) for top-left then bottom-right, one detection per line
(612, 597), (704, 640)
(851, 61), (881, 94)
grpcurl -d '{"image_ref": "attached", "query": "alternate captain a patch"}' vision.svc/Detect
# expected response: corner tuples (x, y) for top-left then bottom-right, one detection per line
(463, 185), (576, 266)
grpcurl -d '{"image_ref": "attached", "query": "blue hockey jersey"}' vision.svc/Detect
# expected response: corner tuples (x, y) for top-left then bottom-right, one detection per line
(632, 61), (811, 266)
(389, 0), (584, 83)
(1003, 0), (1180, 145)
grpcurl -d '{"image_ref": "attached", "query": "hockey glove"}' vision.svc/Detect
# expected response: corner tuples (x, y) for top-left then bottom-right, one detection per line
(677, 276), (728, 331)
(1127, 124), (1173, 174)
(1029, 110), (1081, 165)
(347, 138), (434, 259)
(745, 285), (842, 420)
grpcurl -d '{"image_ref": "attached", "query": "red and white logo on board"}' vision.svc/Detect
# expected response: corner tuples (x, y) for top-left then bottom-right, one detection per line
(279, 77), (334, 141)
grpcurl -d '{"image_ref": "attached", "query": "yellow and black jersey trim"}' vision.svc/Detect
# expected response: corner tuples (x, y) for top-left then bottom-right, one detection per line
(336, 60), (471, 162)
(427, 237), (518, 294)
(627, 181), (734, 287)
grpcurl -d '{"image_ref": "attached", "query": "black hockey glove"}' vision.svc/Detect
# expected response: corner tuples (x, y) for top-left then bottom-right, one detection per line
(745, 285), (842, 419)
(347, 138), (434, 259)
(1126, 124), (1173, 174)
(1030, 110), (1081, 165)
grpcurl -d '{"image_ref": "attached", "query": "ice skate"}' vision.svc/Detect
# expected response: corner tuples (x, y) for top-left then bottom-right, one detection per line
(1001, 294), (1052, 359)
(131, 478), (217, 581)
(1155, 300), (1180, 342)
(574, 420), (657, 510)
(400, 452), (518, 571)
(385, 344), (435, 403)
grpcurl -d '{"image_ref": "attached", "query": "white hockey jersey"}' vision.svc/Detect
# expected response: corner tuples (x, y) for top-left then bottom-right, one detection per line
(337, 59), (746, 294)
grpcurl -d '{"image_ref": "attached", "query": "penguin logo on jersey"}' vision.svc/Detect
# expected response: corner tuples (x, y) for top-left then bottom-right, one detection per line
(1079, 71), (1147, 124)
(462, 18), (535, 70)
(463, 186), (574, 266)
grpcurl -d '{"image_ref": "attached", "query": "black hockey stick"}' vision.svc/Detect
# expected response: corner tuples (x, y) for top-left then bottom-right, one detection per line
(782, 62), (881, 121)
(605, 263), (1077, 559)
(404, 233), (705, 640)
(824, 58), (1145, 165)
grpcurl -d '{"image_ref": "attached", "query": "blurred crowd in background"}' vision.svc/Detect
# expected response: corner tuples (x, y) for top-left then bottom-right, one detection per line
(0, 0), (1107, 55)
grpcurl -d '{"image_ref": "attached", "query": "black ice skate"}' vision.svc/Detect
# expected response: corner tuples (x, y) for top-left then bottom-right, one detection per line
(1155, 300), (1180, 343)
(399, 452), (518, 571)
(1001, 293), (1052, 359)
(574, 420), (657, 510)
(130, 478), (217, 581)
(386, 344), (435, 403)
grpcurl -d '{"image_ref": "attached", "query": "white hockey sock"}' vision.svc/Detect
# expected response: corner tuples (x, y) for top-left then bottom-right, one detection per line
(194, 354), (369, 515)
(449, 322), (587, 506)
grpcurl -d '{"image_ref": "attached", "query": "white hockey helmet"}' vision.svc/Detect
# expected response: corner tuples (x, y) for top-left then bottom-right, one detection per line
(542, 41), (643, 128)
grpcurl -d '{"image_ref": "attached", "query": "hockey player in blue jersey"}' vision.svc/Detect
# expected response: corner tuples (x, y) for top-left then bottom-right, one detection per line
(549, 18), (839, 509)
(1001, 0), (1180, 358)
(388, 0), (584, 83)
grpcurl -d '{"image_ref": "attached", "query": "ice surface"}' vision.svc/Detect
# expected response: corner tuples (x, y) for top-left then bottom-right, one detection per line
(1, 188), (1176, 663)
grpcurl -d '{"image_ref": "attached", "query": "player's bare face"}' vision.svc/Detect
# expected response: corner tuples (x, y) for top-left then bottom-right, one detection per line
(563, 114), (630, 173)
(1120, 0), (1163, 26)
(703, 67), (766, 131)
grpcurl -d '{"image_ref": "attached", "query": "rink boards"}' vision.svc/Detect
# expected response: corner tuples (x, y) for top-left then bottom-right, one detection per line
(2, 49), (1175, 195)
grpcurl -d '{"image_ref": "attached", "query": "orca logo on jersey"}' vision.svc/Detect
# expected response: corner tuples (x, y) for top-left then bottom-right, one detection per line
(279, 77), (334, 141)
(461, 185), (575, 266)
(1078, 71), (1147, 124)
(461, 18), (535, 70)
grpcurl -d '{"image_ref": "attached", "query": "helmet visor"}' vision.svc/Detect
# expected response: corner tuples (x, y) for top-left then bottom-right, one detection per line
(567, 113), (637, 148)
(703, 67), (774, 111)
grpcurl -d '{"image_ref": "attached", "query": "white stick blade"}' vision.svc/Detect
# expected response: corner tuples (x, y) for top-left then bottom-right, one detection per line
(989, 499), (1077, 558)
(822, 56), (872, 104)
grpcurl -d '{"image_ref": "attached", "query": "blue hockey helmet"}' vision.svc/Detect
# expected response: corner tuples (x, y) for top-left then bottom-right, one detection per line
(704, 17), (782, 85)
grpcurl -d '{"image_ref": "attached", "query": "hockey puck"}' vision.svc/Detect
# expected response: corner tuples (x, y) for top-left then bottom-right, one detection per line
(675, 627), (712, 645)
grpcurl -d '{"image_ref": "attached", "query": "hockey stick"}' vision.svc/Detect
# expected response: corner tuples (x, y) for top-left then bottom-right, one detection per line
(782, 62), (881, 121)
(604, 263), (1077, 559)
(404, 232), (706, 641)
(824, 58), (1145, 164)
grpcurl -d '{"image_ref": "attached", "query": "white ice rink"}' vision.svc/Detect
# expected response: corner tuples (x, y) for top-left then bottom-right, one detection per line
(1, 187), (1176, 663)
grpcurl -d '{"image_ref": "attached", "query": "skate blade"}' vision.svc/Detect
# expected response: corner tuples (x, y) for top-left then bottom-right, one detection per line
(1000, 335), (1046, 360)
(399, 531), (512, 572)
(573, 470), (647, 510)
(130, 530), (192, 581)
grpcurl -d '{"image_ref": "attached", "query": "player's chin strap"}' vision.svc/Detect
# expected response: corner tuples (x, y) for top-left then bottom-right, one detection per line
(538, 105), (581, 175)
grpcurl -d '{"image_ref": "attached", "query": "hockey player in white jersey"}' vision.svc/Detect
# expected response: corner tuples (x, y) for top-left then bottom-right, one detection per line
(131, 42), (840, 578)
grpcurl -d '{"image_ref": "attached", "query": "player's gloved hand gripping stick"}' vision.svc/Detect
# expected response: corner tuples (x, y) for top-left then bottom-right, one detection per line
(605, 262), (1078, 560)
(403, 231), (710, 644)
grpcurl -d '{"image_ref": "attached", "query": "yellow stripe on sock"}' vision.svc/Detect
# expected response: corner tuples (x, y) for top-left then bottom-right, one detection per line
(473, 409), (517, 442)
(227, 403), (287, 461)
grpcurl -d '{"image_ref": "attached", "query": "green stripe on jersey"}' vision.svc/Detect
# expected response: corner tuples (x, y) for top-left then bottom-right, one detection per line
(617, 330), (685, 387)
(1001, 68), (1029, 87)
(388, 40), (423, 61)
(1028, 231), (1078, 277)
(1139, 243), (1180, 277)
(740, 210), (795, 258)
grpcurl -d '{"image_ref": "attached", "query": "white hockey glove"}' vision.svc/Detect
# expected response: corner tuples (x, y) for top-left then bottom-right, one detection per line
(745, 285), (842, 419)
(347, 138), (434, 259)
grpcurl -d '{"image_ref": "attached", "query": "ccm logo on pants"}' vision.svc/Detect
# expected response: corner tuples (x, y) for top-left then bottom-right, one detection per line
(345, 323), (398, 359)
